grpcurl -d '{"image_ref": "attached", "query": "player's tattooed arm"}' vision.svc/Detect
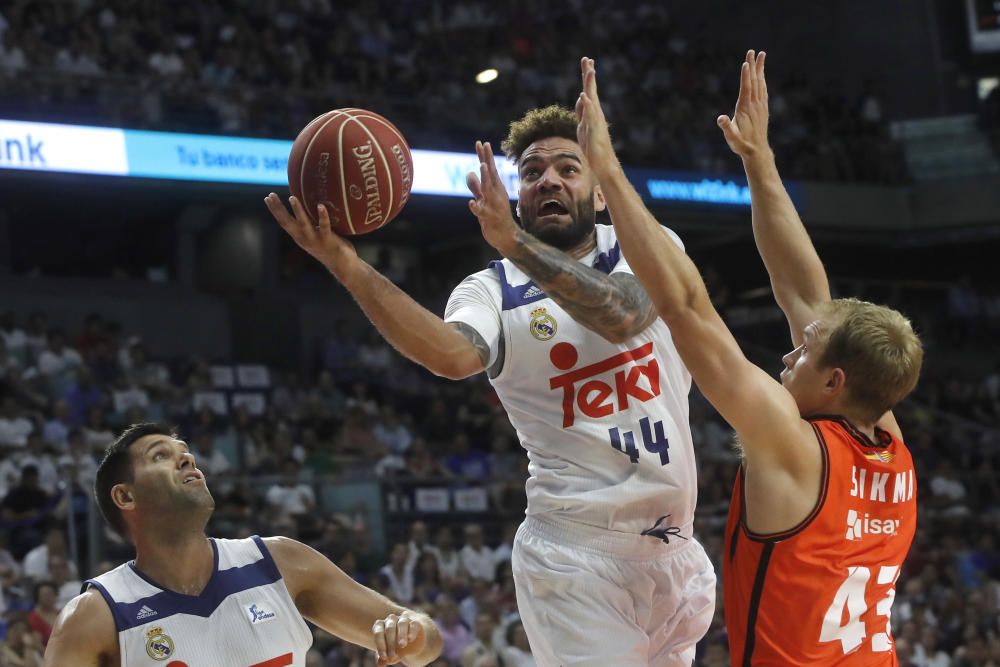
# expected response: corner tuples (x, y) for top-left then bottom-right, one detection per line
(450, 322), (490, 368)
(505, 235), (658, 342)
(450, 322), (504, 378)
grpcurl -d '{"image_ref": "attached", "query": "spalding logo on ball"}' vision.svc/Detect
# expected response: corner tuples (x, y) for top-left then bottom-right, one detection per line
(287, 108), (413, 235)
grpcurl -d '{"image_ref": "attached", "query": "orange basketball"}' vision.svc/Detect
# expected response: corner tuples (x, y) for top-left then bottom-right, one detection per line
(287, 108), (413, 235)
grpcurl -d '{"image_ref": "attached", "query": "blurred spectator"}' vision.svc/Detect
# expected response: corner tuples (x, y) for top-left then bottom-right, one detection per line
(22, 528), (77, 582)
(499, 619), (535, 667)
(460, 524), (495, 582)
(35, 328), (83, 381)
(47, 553), (81, 608)
(435, 526), (462, 583)
(405, 520), (440, 570)
(264, 459), (315, 520)
(445, 433), (490, 480)
(436, 594), (474, 664)
(378, 543), (414, 604)
(374, 403), (413, 457)
(26, 581), (59, 645)
(461, 612), (502, 667)
(0, 616), (44, 666)
(0, 397), (33, 448)
(41, 399), (72, 450)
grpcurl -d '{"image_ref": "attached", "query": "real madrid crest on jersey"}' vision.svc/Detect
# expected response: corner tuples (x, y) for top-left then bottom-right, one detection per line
(529, 307), (557, 341)
(145, 626), (174, 661)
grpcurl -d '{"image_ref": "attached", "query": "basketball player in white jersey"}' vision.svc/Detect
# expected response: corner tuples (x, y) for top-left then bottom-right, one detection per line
(42, 423), (442, 667)
(265, 62), (715, 666)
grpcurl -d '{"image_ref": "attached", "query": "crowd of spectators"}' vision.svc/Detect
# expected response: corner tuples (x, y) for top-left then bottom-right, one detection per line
(0, 0), (907, 184)
(1, 273), (999, 665)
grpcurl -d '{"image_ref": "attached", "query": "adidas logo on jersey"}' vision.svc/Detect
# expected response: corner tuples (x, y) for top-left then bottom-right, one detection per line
(136, 605), (158, 620)
(522, 285), (544, 299)
(845, 509), (901, 541)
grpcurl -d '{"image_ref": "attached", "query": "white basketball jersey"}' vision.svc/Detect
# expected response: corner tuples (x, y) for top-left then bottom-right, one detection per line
(85, 536), (312, 667)
(447, 225), (697, 539)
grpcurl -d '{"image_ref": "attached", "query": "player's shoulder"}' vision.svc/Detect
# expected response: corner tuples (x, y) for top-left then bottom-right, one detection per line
(47, 587), (117, 652)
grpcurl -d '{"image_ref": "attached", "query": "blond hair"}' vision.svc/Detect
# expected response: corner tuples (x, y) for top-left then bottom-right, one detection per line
(817, 298), (923, 422)
(501, 105), (579, 163)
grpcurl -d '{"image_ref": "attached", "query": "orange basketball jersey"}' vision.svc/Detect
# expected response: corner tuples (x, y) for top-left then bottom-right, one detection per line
(724, 416), (917, 666)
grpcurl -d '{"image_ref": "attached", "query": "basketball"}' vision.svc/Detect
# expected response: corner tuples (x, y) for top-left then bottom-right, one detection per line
(287, 108), (413, 235)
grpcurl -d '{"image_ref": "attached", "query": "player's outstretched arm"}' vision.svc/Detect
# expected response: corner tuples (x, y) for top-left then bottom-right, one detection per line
(467, 140), (657, 343)
(267, 536), (443, 667)
(43, 588), (117, 667)
(579, 57), (818, 478)
(718, 51), (902, 439)
(718, 50), (830, 348)
(266, 194), (486, 380)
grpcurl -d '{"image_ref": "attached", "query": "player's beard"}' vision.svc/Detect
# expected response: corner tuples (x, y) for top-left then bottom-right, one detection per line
(520, 195), (597, 250)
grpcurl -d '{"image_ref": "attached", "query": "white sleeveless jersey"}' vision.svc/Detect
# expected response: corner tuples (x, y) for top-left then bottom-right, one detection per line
(445, 224), (697, 538)
(84, 536), (312, 667)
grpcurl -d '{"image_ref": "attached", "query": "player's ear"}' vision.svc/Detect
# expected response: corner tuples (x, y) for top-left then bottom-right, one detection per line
(515, 202), (523, 226)
(593, 185), (607, 213)
(111, 483), (135, 512)
(825, 367), (847, 396)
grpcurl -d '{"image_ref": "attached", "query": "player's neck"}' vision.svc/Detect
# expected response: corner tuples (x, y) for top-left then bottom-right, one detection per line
(831, 404), (879, 442)
(133, 532), (214, 596)
(564, 233), (598, 260)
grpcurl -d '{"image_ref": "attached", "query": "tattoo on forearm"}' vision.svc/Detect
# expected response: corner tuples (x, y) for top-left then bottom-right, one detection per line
(507, 235), (658, 340)
(452, 322), (491, 369)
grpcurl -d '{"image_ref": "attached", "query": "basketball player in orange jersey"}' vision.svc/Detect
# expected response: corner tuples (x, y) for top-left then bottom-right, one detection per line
(575, 52), (923, 665)
(267, 62), (717, 664)
(43, 423), (442, 666)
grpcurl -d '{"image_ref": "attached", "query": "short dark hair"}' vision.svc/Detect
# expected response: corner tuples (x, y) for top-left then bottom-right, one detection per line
(500, 105), (578, 164)
(95, 422), (175, 539)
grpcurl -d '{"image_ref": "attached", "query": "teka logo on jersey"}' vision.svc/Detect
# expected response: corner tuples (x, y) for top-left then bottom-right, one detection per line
(548, 341), (661, 428)
(845, 509), (901, 541)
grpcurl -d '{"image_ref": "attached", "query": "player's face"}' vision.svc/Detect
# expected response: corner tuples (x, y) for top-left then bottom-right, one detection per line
(128, 434), (214, 516)
(516, 137), (606, 250)
(780, 321), (841, 417)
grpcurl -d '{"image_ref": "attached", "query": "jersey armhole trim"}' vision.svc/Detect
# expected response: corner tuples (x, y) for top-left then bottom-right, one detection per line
(252, 535), (283, 583)
(741, 422), (831, 543)
(84, 579), (127, 634)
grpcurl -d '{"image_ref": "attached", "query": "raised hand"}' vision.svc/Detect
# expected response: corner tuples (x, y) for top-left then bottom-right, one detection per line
(575, 57), (618, 175)
(467, 140), (521, 255)
(717, 50), (770, 159)
(265, 192), (359, 278)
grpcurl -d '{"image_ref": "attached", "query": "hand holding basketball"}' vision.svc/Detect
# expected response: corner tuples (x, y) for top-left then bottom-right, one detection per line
(717, 50), (770, 160)
(467, 140), (521, 256)
(265, 193), (359, 279)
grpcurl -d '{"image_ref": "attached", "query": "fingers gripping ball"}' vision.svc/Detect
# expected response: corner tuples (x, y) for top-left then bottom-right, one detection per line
(287, 108), (413, 235)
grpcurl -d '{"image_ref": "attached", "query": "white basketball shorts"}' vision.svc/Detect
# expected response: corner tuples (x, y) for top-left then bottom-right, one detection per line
(511, 516), (716, 667)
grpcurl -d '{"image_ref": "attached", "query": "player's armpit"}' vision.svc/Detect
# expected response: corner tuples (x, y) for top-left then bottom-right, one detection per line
(43, 589), (117, 667)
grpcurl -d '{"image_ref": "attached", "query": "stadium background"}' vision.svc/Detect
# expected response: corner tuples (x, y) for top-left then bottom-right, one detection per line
(0, 1), (999, 665)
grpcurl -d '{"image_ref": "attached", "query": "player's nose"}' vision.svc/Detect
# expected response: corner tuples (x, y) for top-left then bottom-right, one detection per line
(178, 451), (196, 469)
(537, 168), (562, 191)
